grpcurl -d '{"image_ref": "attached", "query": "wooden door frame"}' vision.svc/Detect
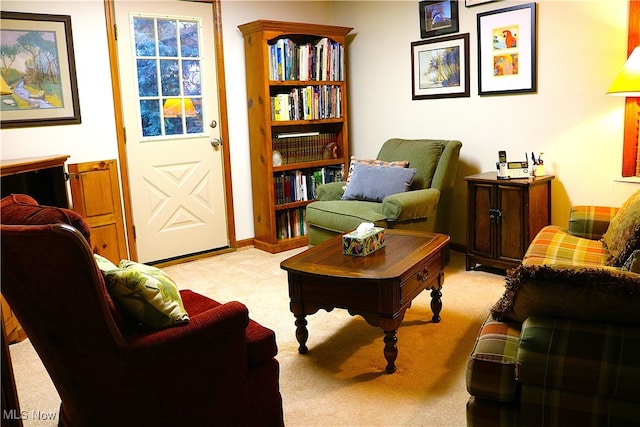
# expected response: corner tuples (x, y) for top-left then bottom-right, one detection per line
(103, 0), (236, 261)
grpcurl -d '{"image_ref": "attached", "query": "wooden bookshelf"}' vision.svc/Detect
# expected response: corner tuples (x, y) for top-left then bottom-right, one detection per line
(239, 20), (353, 253)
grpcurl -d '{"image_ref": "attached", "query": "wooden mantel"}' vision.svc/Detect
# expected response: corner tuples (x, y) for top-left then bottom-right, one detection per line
(1, 154), (70, 177)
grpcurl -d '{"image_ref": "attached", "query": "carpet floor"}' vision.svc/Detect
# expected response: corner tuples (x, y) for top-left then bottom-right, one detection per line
(8, 248), (506, 426)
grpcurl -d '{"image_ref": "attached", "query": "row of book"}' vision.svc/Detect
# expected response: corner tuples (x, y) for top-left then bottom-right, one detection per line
(274, 166), (344, 205)
(272, 132), (338, 165)
(269, 37), (344, 82)
(271, 85), (342, 121)
(276, 208), (307, 239)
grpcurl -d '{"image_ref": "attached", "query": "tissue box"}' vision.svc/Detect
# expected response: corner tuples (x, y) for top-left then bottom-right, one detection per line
(342, 227), (385, 256)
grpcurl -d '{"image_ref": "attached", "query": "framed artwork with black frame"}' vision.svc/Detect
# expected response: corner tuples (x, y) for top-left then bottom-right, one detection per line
(419, 0), (459, 39)
(411, 33), (470, 100)
(0, 11), (81, 128)
(465, 0), (500, 7)
(477, 2), (537, 95)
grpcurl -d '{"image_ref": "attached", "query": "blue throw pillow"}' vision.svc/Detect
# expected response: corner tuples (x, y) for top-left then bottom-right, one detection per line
(341, 163), (416, 202)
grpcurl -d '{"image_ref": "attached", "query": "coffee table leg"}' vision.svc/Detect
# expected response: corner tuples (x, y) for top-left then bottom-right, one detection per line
(383, 329), (398, 373)
(430, 288), (442, 323)
(294, 314), (309, 354)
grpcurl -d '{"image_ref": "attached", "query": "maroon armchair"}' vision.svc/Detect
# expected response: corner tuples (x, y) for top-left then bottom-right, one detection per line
(0, 194), (284, 426)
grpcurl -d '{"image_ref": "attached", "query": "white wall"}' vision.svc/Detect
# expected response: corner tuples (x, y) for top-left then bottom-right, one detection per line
(328, 0), (637, 244)
(1, 0), (118, 165)
(2, 0), (638, 247)
(219, 1), (332, 241)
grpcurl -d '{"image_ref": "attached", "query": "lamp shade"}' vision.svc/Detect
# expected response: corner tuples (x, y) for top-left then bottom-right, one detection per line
(607, 46), (640, 96)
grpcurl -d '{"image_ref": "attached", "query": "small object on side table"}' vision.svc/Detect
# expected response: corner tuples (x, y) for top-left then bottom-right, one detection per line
(342, 222), (385, 256)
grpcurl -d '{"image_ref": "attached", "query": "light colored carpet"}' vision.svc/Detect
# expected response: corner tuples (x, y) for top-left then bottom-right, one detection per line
(8, 249), (506, 426)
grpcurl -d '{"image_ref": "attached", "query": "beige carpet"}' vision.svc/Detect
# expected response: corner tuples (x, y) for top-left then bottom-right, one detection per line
(8, 248), (506, 426)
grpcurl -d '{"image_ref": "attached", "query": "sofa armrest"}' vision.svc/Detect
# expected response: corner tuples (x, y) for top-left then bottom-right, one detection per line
(315, 181), (346, 201)
(381, 188), (440, 221)
(568, 205), (619, 239)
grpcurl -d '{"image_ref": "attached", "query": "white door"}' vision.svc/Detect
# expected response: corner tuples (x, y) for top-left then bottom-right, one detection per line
(115, 1), (228, 263)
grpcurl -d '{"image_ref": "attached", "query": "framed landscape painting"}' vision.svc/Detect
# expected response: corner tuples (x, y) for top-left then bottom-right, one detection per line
(0, 11), (81, 128)
(411, 33), (470, 100)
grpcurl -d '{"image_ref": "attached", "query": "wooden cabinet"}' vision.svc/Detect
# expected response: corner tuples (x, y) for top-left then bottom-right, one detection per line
(239, 20), (353, 253)
(68, 160), (128, 263)
(1, 156), (128, 345)
(1, 154), (70, 207)
(1, 154), (71, 345)
(465, 172), (554, 270)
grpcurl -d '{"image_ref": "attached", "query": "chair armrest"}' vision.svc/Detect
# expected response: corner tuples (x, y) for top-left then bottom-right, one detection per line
(123, 301), (253, 415)
(382, 188), (440, 221)
(315, 181), (346, 201)
(125, 300), (249, 353)
(568, 205), (619, 239)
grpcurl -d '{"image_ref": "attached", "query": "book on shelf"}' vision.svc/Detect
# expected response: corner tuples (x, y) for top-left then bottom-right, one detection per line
(271, 85), (342, 121)
(276, 207), (307, 239)
(272, 132), (338, 165)
(273, 165), (343, 205)
(268, 37), (344, 82)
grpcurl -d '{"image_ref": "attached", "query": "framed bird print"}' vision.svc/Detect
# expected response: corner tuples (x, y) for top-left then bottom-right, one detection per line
(477, 2), (537, 95)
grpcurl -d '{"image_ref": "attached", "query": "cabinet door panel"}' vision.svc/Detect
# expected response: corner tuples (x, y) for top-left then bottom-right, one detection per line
(69, 160), (128, 263)
(527, 182), (551, 243)
(470, 184), (493, 256)
(499, 186), (524, 260)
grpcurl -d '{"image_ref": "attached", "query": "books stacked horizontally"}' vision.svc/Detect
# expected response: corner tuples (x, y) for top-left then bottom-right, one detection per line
(268, 37), (344, 82)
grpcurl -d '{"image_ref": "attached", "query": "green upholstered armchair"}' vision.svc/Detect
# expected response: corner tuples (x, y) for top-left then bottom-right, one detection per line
(306, 138), (462, 246)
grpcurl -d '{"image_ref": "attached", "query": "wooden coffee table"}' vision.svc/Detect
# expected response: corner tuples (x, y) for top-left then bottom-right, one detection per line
(280, 229), (450, 373)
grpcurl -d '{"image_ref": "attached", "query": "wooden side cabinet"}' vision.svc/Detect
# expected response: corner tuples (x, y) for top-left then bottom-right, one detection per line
(465, 172), (554, 270)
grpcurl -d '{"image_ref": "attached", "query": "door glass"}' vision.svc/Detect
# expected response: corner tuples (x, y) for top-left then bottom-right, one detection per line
(132, 16), (204, 138)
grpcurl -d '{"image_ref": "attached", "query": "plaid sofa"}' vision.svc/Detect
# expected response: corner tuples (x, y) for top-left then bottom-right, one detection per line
(466, 196), (640, 426)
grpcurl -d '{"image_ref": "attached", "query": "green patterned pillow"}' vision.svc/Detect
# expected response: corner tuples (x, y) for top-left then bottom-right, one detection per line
(622, 250), (640, 274)
(602, 190), (640, 267)
(94, 255), (190, 329)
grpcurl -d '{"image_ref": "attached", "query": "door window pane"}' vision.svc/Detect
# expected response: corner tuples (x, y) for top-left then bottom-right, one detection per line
(160, 59), (180, 96)
(136, 59), (158, 97)
(157, 19), (178, 56)
(133, 16), (204, 138)
(133, 18), (155, 56)
(182, 60), (201, 96)
(140, 99), (161, 137)
(180, 21), (199, 57)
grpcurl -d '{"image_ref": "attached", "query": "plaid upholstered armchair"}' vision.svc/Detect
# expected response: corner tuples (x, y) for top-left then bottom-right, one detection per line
(466, 190), (640, 426)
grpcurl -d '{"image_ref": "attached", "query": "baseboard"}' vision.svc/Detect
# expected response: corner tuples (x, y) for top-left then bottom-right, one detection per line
(236, 238), (255, 249)
(450, 242), (465, 254)
(238, 237), (466, 254)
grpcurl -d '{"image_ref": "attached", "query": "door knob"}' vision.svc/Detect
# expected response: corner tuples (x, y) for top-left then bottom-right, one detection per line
(210, 137), (222, 147)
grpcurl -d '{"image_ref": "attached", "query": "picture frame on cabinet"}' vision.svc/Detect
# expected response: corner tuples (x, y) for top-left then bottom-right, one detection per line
(411, 33), (470, 100)
(477, 2), (537, 95)
(0, 11), (81, 129)
(419, 0), (459, 39)
(465, 0), (500, 7)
